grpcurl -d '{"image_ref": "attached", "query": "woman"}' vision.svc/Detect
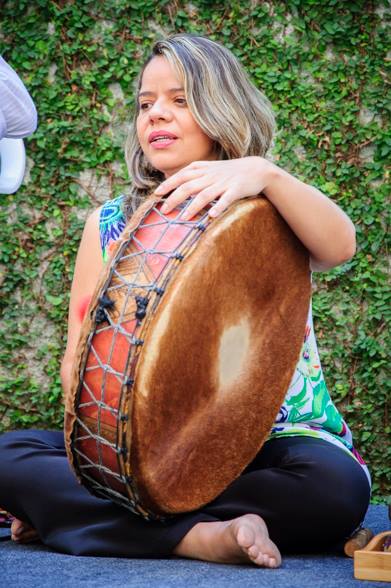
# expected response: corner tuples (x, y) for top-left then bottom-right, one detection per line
(0, 34), (370, 568)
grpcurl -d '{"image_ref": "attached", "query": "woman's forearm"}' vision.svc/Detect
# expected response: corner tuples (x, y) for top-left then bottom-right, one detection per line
(261, 159), (356, 271)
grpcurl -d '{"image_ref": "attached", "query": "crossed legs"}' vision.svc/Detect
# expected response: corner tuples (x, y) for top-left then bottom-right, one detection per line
(0, 431), (370, 566)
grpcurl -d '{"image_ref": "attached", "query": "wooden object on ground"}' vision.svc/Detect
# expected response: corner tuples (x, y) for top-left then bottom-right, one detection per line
(354, 531), (391, 582)
(344, 527), (374, 557)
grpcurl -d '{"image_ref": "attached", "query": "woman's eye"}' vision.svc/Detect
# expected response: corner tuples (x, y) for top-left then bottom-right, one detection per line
(175, 97), (187, 106)
(139, 103), (151, 111)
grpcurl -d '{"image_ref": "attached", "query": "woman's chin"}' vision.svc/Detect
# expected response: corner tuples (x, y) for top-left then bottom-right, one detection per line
(150, 161), (185, 179)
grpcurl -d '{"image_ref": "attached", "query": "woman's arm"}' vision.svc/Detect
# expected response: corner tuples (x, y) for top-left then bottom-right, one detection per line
(260, 160), (356, 272)
(156, 157), (356, 272)
(60, 207), (104, 398)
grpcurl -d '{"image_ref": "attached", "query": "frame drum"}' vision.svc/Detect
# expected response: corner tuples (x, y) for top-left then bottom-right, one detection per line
(64, 195), (311, 520)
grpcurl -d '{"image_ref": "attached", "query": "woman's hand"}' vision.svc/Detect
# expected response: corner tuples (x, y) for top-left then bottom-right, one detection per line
(155, 155), (356, 272)
(156, 156), (272, 220)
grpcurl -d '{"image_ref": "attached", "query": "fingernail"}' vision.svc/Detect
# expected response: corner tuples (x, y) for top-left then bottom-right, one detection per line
(161, 204), (168, 213)
(155, 185), (164, 195)
(209, 208), (219, 218)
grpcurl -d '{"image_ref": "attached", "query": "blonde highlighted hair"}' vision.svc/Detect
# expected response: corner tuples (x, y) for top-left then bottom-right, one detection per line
(124, 34), (276, 217)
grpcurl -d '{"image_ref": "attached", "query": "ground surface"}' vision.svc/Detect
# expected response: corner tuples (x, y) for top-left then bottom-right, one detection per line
(1, 505), (389, 587)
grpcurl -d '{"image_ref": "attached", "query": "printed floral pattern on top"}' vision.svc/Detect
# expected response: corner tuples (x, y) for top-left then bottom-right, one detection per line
(270, 306), (370, 485)
(99, 195), (371, 487)
(100, 194), (126, 262)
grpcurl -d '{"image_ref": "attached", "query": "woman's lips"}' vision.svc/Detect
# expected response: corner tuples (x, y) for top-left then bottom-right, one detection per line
(148, 131), (178, 149)
(150, 137), (177, 149)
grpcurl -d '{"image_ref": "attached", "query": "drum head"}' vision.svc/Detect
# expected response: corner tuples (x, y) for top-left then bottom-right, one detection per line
(130, 197), (310, 514)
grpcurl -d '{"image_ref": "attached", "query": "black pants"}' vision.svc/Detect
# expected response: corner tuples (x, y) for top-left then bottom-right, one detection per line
(0, 430), (370, 557)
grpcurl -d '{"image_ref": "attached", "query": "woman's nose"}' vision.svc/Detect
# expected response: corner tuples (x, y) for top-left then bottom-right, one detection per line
(148, 100), (172, 122)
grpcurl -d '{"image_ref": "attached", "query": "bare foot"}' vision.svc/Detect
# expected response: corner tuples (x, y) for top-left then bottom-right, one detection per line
(173, 514), (281, 568)
(11, 517), (39, 543)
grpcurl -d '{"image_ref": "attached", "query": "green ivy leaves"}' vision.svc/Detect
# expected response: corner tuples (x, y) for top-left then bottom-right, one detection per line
(0, 0), (389, 500)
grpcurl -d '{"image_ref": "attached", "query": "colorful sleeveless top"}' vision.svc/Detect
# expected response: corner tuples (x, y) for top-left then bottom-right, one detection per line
(99, 195), (371, 486)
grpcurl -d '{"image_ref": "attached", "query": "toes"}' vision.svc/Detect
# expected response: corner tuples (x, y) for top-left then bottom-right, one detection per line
(12, 529), (38, 543)
(263, 554), (280, 568)
(11, 524), (26, 540)
(230, 515), (281, 568)
(11, 519), (24, 534)
(253, 552), (274, 568)
(250, 549), (279, 568)
(247, 544), (259, 559)
(236, 524), (255, 550)
(262, 555), (273, 567)
(11, 519), (38, 543)
(253, 551), (267, 566)
(248, 547), (268, 567)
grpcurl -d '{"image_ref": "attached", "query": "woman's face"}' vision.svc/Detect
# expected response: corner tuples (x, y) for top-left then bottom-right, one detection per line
(136, 56), (216, 178)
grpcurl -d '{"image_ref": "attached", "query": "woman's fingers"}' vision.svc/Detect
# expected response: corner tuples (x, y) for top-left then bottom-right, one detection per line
(160, 176), (213, 214)
(161, 179), (243, 220)
(181, 183), (226, 220)
(155, 163), (205, 197)
(160, 182), (204, 214)
(208, 189), (240, 218)
(156, 158), (264, 217)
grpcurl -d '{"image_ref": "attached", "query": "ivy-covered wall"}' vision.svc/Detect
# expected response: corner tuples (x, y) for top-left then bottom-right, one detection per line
(0, 0), (389, 500)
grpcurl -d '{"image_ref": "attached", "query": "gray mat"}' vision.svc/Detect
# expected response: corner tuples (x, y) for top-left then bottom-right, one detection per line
(1, 505), (389, 587)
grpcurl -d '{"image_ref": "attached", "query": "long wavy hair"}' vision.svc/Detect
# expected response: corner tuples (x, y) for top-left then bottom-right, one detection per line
(123, 34), (276, 218)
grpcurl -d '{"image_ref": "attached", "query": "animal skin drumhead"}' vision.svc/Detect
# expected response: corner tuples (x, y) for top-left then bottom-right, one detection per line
(129, 197), (311, 514)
